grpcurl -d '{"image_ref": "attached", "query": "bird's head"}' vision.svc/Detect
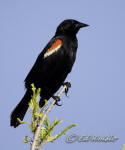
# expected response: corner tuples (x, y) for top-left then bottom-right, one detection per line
(55, 19), (89, 36)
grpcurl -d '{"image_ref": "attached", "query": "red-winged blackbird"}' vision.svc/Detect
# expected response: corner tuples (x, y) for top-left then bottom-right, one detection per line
(10, 19), (89, 128)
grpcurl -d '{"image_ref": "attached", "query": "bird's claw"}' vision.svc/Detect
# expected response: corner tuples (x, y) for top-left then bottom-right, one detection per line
(53, 96), (62, 106)
(63, 82), (71, 97)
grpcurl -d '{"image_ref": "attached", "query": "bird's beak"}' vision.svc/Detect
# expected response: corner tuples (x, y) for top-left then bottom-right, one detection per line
(78, 22), (89, 28)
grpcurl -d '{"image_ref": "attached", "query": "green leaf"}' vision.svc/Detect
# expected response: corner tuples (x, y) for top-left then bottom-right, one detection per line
(44, 117), (50, 130)
(29, 83), (40, 113)
(31, 83), (36, 93)
(39, 127), (47, 140)
(46, 118), (62, 137)
(28, 83), (41, 133)
(22, 136), (30, 143)
(50, 118), (62, 129)
(37, 88), (41, 95)
(29, 121), (36, 132)
(53, 124), (77, 140)
(40, 100), (48, 115)
(123, 145), (125, 150)
(34, 113), (43, 118)
(17, 118), (30, 125)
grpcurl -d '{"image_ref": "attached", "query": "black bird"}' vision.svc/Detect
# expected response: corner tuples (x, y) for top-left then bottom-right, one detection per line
(10, 19), (89, 128)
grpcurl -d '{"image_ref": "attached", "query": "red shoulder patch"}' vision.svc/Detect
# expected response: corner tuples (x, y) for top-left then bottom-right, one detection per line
(44, 39), (62, 58)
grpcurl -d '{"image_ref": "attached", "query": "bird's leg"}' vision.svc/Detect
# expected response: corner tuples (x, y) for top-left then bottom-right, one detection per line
(62, 81), (71, 97)
(44, 87), (62, 106)
(52, 96), (62, 106)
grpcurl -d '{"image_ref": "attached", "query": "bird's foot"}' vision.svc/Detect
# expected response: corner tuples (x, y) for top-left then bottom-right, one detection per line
(63, 82), (71, 97)
(53, 96), (62, 106)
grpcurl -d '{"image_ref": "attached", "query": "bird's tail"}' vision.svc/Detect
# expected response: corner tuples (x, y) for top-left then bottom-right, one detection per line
(10, 90), (32, 128)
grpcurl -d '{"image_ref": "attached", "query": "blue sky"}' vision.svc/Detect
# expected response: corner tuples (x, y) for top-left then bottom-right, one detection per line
(0, 0), (125, 150)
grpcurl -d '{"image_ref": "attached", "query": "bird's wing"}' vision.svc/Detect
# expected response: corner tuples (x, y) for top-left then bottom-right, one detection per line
(24, 36), (64, 88)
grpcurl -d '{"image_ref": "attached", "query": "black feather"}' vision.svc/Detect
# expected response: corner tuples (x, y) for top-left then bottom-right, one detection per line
(10, 19), (88, 127)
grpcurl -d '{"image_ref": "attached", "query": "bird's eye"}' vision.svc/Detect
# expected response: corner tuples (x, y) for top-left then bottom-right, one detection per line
(75, 23), (79, 28)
